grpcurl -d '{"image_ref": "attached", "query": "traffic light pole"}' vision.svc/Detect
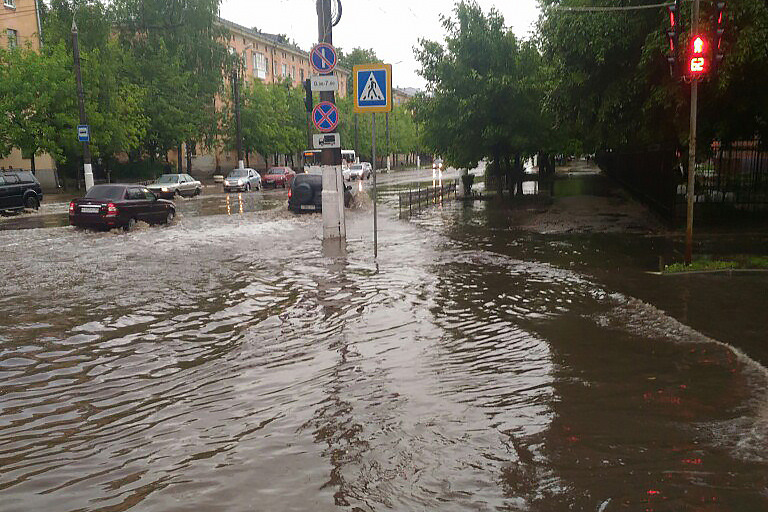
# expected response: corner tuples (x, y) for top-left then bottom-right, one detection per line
(685, 0), (700, 265)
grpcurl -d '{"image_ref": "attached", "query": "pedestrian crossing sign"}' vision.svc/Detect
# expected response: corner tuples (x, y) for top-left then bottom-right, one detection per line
(353, 64), (392, 113)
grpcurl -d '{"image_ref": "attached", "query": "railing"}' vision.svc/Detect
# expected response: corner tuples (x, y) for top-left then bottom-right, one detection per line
(398, 180), (458, 217)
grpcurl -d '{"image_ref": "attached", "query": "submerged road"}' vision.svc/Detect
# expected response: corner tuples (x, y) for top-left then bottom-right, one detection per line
(1, 167), (767, 511)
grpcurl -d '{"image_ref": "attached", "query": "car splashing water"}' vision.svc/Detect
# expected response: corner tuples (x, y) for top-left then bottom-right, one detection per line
(1, 198), (767, 511)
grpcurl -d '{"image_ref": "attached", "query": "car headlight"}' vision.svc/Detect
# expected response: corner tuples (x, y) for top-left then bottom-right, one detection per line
(238, 179), (244, 185)
(161, 187), (169, 192)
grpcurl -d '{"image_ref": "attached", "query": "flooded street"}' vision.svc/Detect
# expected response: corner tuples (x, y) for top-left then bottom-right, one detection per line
(1, 171), (768, 511)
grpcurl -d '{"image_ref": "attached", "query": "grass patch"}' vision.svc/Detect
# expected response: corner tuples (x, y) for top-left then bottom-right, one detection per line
(664, 255), (768, 273)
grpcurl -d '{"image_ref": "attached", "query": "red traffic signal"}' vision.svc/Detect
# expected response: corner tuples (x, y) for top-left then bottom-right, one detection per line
(688, 34), (709, 78)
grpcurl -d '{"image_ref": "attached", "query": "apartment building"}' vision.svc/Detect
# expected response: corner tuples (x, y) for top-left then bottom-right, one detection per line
(188, 18), (351, 173)
(219, 18), (349, 97)
(1, 0), (57, 188)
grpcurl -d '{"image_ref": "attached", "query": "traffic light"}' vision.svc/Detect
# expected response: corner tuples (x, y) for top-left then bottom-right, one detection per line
(666, 0), (682, 77)
(687, 34), (710, 79)
(304, 78), (313, 112)
(712, 1), (726, 73)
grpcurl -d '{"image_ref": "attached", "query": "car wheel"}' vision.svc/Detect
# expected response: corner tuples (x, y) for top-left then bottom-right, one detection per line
(25, 195), (40, 210)
(174, 189), (181, 198)
(245, 183), (251, 192)
(165, 209), (175, 225)
(124, 217), (137, 232)
(195, 187), (201, 196)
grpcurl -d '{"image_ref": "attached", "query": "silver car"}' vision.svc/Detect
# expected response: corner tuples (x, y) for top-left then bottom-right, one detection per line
(343, 163), (372, 180)
(224, 168), (262, 192)
(147, 173), (202, 198)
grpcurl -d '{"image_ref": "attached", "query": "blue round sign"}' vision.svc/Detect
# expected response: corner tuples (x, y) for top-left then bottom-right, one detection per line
(310, 43), (337, 74)
(312, 101), (339, 133)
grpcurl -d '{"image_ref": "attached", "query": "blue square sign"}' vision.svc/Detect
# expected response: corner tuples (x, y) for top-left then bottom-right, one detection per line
(353, 64), (392, 113)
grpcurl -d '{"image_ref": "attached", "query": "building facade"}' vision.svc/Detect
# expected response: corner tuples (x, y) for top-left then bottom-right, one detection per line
(180, 18), (350, 174)
(1, 0), (58, 188)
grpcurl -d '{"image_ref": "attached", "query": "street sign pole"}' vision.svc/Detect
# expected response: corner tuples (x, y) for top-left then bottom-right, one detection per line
(685, 0), (700, 265)
(72, 19), (94, 191)
(316, 0), (345, 241)
(372, 113), (377, 258)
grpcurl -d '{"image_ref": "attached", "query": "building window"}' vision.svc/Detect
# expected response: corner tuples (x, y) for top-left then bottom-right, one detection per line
(300, 68), (304, 81)
(253, 53), (267, 79)
(292, 65), (295, 78)
(4, 0), (15, 7)
(7, 28), (18, 49)
(282, 63), (288, 77)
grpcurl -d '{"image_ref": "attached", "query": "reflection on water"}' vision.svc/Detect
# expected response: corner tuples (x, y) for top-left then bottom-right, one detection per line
(1, 194), (767, 510)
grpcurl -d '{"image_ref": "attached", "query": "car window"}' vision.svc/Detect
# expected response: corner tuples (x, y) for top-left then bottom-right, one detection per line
(85, 185), (125, 200)
(142, 188), (156, 200)
(156, 175), (179, 183)
(3, 174), (19, 184)
(126, 188), (144, 200)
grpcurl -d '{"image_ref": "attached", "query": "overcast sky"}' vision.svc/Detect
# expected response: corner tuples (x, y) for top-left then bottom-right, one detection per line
(219, 0), (541, 90)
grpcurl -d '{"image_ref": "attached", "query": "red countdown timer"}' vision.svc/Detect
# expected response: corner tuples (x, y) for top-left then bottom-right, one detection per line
(688, 35), (709, 78)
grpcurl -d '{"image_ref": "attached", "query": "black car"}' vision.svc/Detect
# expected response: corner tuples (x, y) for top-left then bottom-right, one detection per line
(288, 174), (352, 213)
(0, 171), (43, 212)
(69, 184), (175, 231)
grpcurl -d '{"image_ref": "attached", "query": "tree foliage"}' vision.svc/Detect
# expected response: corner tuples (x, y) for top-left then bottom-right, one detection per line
(413, 1), (553, 179)
(538, 0), (768, 151)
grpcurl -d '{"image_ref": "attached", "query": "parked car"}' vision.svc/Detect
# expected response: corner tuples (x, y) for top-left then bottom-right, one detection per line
(224, 168), (261, 192)
(147, 173), (202, 199)
(343, 163), (372, 181)
(262, 167), (295, 188)
(69, 184), (175, 231)
(0, 171), (43, 213)
(288, 174), (352, 213)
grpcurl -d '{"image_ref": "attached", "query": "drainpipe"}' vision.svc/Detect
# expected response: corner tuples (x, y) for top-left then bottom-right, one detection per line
(34, 0), (44, 48)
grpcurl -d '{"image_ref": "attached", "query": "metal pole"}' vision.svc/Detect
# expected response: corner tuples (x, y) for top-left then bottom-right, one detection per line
(372, 113), (377, 258)
(685, 0), (700, 265)
(354, 113), (359, 161)
(71, 19), (93, 190)
(386, 112), (390, 170)
(316, 0), (341, 167)
(234, 69), (244, 169)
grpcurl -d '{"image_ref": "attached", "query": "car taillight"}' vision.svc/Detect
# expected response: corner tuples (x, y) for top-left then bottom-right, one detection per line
(69, 202), (74, 214)
(106, 203), (118, 216)
(287, 189), (292, 199)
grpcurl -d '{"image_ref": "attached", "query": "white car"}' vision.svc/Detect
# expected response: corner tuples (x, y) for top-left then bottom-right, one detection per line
(224, 168), (262, 192)
(343, 163), (372, 180)
(147, 173), (202, 198)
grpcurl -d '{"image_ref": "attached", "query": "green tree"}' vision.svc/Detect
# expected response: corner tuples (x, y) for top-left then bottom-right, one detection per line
(0, 45), (76, 169)
(414, 1), (551, 192)
(537, 0), (768, 152)
(338, 47), (379, 94)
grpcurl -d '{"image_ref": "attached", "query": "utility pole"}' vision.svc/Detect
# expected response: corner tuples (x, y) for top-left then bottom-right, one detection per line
(316, 0), (342, 167)
(233, 68), (244, 169)
(71, 19), (93, 190)
(354, 113), (359, 161)
(685, 0), (700, 265)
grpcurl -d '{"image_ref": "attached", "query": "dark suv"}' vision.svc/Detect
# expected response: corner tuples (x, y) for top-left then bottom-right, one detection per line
(288, 173), (352, 213)
(0, 171), (43, 213)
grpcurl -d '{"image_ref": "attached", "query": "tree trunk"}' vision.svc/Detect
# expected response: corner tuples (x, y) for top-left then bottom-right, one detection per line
(186, 141), (193, 174)
(30, 152), (36, 174)
(177, 142), (183, 173)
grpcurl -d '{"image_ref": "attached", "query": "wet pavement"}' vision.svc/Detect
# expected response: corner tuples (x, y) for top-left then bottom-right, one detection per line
(1, 167), (767, 511)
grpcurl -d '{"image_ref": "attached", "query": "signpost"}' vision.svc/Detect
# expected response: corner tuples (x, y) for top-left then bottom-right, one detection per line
(353, 63), (393, 258)
(310, 75), (339, 92)
(313, 133), (340, 149)
(310, 43), (338, 75)
(77, 125), (90, 142)
(312, 101), (339, 133)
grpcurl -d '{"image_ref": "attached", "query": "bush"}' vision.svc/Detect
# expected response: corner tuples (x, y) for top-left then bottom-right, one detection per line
(461, 173), (475, 195)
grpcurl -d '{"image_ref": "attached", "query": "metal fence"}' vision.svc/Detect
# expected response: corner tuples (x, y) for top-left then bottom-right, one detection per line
(398, 180), (458, 217)
(686, 141), (768, 218)
(596, 148), (679, 221)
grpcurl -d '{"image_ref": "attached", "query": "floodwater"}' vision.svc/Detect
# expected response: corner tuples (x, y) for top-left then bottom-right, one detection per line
(1, 173), (768, 511)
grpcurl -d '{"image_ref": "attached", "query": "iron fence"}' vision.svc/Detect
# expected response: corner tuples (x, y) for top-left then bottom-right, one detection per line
(398, 180), (458, 217)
